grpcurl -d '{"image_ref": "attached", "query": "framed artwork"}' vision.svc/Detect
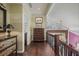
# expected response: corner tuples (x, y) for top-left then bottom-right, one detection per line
(35, 17), (43, 24)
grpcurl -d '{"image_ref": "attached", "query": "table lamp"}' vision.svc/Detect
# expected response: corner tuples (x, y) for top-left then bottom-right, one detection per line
(5, 24), (14, 36)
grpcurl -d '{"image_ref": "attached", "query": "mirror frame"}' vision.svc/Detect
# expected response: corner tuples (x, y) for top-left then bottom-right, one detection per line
(0, 6), (6, 32)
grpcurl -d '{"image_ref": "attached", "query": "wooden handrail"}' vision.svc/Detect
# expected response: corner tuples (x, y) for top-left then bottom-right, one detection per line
(46, 32), (79, 56)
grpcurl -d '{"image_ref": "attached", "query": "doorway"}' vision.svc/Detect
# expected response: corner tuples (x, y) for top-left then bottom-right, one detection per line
(24, 33), (27, 49)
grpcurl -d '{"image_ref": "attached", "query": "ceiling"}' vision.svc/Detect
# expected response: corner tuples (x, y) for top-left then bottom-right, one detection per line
(30, 3), (51, 15)
(7, 3), (51, 16)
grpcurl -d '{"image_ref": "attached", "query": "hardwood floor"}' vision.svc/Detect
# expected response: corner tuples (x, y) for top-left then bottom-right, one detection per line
(22, 41), (55, 56)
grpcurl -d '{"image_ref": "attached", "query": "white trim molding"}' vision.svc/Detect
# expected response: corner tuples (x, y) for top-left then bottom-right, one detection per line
(17, 50), (24, 53)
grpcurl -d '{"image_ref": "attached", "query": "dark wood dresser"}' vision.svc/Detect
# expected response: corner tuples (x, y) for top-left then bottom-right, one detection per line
(33, 28), (44, 41)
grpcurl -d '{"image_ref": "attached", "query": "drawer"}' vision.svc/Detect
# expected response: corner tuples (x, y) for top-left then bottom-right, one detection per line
(34, 29), (44, 32)
(33, 37), (44, 39)
(34, 30), (44, 32)
(34, 38), (44, 41)
(33, 34), (44, 36)
(34, 32), (44, 34)
(0, 44), (16, 56)
(0, 38), (16, 51)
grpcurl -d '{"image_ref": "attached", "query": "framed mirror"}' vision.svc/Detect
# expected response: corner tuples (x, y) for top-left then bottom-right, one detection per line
(0, 5), (6, 32)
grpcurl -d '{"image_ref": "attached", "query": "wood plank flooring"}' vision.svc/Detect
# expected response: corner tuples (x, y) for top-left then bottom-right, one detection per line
(22, 41), (55, 56)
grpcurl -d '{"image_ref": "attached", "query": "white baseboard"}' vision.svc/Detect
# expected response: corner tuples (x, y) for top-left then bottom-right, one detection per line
(17, 41), (31, 53)
(17, 50), (24, 53)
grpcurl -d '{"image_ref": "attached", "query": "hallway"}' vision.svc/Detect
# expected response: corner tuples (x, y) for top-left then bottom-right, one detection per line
(23, 42), (55, 56)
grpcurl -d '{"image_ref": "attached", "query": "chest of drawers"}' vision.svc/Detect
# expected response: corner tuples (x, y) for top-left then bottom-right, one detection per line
(0, 35), (17, 56)
(33, 28), (44, 41)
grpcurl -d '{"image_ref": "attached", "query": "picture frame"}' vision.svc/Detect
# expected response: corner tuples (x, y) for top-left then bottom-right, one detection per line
(35, 17), (43, 24)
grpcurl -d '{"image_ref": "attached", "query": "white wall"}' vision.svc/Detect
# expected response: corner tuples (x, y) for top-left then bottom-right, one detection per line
(46, 3), (79, 33)
(23, 4), (32, 46)
(9, 4), (23, 53)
